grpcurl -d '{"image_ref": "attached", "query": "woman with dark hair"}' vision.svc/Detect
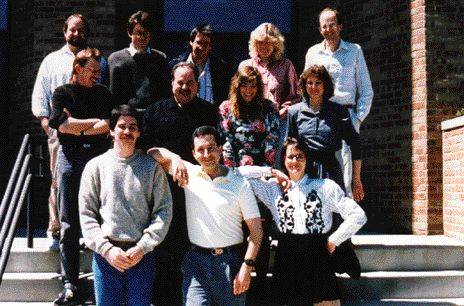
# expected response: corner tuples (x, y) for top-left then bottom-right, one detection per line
(218, 65), (280, 167)
(239, 137), (367, 305)
(287, 64), (364, 202)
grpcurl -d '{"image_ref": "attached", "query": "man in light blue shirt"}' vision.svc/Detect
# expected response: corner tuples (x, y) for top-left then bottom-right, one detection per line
(304, 7), (373, 198)
(31, 13), (107, 253)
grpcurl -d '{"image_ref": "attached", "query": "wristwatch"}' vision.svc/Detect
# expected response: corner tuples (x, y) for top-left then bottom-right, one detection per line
(244, 259), (255, 267)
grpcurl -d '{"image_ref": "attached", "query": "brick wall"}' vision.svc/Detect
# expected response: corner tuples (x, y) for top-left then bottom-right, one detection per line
(334, 0), (414, 233)
(442, 117), (464, 241)
(7, 0), (464, 233)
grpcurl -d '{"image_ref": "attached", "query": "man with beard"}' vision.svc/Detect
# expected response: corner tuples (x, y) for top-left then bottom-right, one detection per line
(108, 11), (170, 110)
(169, 24), (230, 110)
(31, 13), (108, 251)
(49, 48), (114, 305)
(142, 61), (217, 304)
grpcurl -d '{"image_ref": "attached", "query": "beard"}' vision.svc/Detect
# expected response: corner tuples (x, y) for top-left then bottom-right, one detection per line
(67, 36), (87, 49)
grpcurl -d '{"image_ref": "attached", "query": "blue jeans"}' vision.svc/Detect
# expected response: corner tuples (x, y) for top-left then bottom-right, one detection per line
(182, 249), (246, 306)
(56, 144), (107, 285)
(93, 252), (156, 306)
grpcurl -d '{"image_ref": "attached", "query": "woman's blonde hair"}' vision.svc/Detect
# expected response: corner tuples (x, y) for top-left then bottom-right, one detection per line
(248, 22), (285, 62)
(69, 48), (101, 84)
(228, 65), (265, 120)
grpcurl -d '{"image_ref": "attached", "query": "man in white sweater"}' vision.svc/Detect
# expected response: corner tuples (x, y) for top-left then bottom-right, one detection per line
(79, 104), (172, 306)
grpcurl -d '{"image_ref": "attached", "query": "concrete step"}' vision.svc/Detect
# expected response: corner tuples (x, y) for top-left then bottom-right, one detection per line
(0, 272), (94, 302)
(353, 235), (464, 271)
(339, 271), (464, 301)
(5, 237), (92, 273)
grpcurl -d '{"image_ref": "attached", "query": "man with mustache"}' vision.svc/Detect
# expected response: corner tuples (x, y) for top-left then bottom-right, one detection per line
(48, 48), (114, 305)
(31, 13), (108, 253)
(142, 61), (217, 304)
(79, 104), (172, 306)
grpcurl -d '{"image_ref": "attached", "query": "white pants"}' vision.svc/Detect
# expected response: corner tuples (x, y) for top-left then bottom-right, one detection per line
(335, 109), (361, 198)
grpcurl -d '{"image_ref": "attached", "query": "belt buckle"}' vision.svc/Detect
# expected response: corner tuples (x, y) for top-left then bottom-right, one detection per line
(83, 144), (91, 149)
(211, 248), (223, 256)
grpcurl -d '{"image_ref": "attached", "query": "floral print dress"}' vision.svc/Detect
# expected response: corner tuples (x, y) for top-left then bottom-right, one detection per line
(218, 99), (280, 167)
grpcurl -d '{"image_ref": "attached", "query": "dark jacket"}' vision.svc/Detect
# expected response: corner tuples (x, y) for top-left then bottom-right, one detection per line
(168, 52), (231, 110)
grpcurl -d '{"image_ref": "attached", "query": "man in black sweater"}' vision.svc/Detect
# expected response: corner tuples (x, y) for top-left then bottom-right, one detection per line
(143, 62), (217, 305)
(108, 11), (171, 111)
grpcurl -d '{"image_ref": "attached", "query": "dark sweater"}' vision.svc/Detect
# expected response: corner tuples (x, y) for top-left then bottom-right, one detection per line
(168, 52), (231, 110)
(108, 48), (171, 109)
(142, 97), (217, 163)
(49, 83), (114, 145)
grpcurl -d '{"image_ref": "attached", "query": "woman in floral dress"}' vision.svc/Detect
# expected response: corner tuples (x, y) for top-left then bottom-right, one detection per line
(218, 65), (280, 168)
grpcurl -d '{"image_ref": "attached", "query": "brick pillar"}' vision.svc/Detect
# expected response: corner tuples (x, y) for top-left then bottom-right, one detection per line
(410, 0), (436, 234)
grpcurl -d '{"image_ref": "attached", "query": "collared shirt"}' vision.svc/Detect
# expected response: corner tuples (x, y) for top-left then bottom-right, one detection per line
(304, 39), (373, 123)
(31, 45), (75, 118)
(31, 44), (108, 118)
(239, 57), (300, 108)
(238, 168), (366, 246)
(170, 161), (260, 248)
(128, 43), (152, 57)
(187, 54), (214, 104)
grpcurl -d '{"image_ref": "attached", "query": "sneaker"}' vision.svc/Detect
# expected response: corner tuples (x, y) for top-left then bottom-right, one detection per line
(54, 283), (78, 305)
(49, 237), (60, 252)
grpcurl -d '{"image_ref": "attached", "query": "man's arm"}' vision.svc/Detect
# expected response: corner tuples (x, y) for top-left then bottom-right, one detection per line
(32, 59), (52, 133)
(134, 162), (173, 257)
(58, 117), (105, 135)
(147, 147), (189, 186)
(233, 217), (262, 295)
(354, 46), (373, 124)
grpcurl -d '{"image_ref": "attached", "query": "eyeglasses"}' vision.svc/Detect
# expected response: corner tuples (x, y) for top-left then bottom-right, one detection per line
(286, 154), (305, 161)
(306, 81), (323, 86)
(116, 124), (139, 132)
(320, 22), (338, 30)
(133, 30), (150, 37)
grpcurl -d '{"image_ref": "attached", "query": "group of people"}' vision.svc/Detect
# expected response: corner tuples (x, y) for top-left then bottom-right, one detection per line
(31, 6), (372, 306)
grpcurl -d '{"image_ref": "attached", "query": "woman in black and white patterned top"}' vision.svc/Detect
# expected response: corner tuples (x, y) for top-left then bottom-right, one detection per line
(239, 137), (366, 305)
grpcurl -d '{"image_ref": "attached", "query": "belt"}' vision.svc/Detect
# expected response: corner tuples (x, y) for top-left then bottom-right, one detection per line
(62, 142), (106, 150)
(109, 239), (137, 251)
(190, 243), (242, 256)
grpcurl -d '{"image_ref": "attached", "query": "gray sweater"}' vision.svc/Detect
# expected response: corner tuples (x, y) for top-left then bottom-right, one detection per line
(79, 149), (173, 255)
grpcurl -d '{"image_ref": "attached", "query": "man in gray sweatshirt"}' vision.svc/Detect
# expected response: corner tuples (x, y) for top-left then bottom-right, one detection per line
(79, 104), (172, 306)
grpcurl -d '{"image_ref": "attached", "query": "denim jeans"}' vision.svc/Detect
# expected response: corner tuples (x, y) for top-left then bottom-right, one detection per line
(182, 249), (246, 306)
(93, 252), (156, 306)
(56, 144), (106, 286)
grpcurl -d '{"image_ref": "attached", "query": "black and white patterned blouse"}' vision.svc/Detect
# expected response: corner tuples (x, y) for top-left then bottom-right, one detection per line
(238, 167), (366, 246)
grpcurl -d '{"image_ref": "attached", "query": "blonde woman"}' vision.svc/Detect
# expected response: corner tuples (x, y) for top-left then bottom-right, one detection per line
(239, 23), (300, 120)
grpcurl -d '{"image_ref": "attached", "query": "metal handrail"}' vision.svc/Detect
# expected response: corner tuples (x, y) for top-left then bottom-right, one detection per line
(0, 134), (35, 286)
(0, 134), (29, 224)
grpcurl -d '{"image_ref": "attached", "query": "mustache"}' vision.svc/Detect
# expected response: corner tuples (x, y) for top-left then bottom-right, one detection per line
(180, 89), (191, 95)
(121, 135), (135, 140)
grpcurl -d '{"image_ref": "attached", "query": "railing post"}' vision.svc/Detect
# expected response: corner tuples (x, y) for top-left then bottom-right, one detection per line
(27, 141), (33, 248)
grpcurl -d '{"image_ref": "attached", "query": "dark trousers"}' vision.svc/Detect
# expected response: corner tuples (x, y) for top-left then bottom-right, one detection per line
(56, 144), (106, 286)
